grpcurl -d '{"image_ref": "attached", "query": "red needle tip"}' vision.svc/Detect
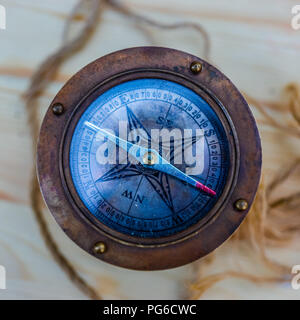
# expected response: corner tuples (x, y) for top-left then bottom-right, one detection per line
(195, 182), (216, 196)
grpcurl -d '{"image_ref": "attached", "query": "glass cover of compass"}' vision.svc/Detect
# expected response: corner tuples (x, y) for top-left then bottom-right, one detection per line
(69, 78), (229, 238)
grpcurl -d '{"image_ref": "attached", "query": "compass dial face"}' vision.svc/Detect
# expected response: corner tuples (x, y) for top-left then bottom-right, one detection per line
(69, 79), (230, 238)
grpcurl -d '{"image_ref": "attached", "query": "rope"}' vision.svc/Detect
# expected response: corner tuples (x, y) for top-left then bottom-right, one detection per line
(23, 0), (105, 300)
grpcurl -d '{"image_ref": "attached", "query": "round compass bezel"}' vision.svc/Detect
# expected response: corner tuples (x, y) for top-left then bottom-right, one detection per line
(37, 47), (261, 270)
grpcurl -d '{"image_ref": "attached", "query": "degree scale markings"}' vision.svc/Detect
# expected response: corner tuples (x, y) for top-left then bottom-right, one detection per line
(70, 79), (229, 238)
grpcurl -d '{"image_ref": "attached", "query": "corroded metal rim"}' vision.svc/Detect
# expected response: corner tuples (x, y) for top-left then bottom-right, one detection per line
(37, 47), (261, 270)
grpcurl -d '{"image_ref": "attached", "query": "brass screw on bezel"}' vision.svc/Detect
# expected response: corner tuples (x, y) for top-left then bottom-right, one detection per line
(52, 103), (64, 115)
(234, 199), (248, 211)
(93, 242), (106, 254)
(190, 61), (203, 74)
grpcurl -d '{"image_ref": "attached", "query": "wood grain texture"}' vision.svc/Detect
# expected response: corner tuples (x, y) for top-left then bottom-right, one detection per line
(0, 0), (299, 299)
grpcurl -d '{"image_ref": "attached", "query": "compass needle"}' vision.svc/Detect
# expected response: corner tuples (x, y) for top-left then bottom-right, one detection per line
(85, 121), (215, 196)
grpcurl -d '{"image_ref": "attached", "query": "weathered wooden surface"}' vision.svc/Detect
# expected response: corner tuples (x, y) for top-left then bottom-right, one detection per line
(0, 0), (299, 299)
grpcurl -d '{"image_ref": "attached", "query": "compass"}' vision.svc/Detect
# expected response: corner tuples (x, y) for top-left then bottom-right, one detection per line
(37, 47), (261, 270)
